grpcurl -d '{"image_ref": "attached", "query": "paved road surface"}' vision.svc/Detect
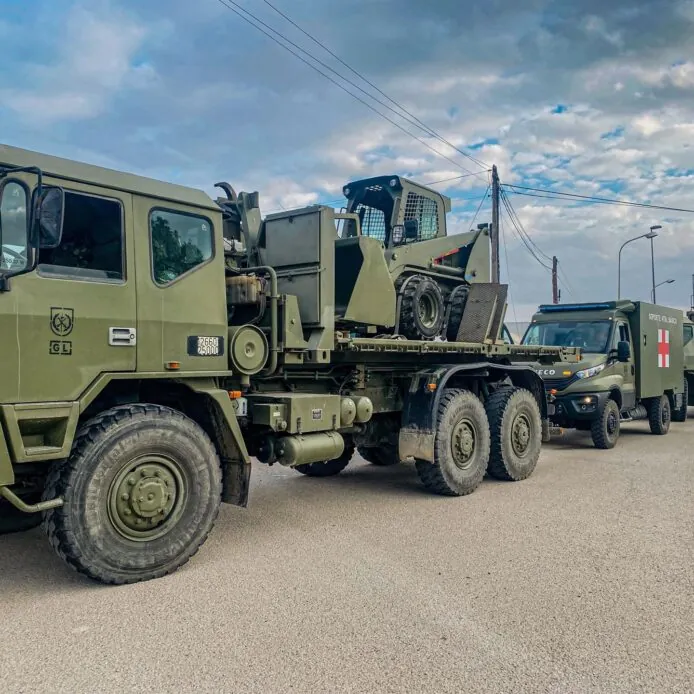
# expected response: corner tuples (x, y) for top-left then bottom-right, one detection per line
(1, 421), (692, 693)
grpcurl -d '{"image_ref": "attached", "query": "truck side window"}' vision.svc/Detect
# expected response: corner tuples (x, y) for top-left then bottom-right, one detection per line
(684, 325), (693, 344)
(150, 209), (213, 286)
(618, 323), (630, 344)
(38, 191), (124, 282)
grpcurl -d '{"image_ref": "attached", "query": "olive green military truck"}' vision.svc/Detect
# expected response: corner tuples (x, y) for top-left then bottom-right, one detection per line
(0, 144), (579, 584)
(521, 301), (685, 449)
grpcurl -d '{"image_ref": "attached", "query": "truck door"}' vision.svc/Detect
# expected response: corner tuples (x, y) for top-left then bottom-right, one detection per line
(615, 320), (635, 409)
(13, 184), (137, 403)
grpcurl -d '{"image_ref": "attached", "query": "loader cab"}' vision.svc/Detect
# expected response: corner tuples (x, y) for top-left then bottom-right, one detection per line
(342, 176), (450, 248)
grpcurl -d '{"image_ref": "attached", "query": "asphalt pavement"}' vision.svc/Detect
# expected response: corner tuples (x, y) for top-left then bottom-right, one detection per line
(1, 420), (692, 694)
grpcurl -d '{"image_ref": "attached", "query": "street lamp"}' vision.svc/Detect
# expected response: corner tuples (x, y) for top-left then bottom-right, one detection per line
(617, 228), (659, 299)
(649, 225), (662, 303)
(653, 278), (675, 301)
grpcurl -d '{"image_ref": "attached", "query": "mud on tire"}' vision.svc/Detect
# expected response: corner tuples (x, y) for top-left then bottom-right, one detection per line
(415, 389), (490, 496)
(397, 274), (445, 340)
(42, 404), (223, 585)
(485, 386), (542, 481)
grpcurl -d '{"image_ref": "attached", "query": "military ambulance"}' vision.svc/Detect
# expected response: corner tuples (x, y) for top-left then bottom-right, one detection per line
(521, 301), (684, 449)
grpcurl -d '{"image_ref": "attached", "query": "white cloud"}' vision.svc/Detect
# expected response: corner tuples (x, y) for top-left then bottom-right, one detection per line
(2, 4), (152, 124)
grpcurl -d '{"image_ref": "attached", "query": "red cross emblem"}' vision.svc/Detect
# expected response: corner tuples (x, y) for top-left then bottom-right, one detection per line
(657, 329), (670, 368)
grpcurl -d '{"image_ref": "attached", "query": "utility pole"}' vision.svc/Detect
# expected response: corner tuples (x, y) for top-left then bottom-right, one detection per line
(491, 164), (500, 284)
(552, 256), (560, 304)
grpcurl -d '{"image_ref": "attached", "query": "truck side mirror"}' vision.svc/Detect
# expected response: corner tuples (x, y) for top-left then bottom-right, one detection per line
(404, 219), (419, 241)
(617, 340), (631, 362)
(37, 186), (65, 249)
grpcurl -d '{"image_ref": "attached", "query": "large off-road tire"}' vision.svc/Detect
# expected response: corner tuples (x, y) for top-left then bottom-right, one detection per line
(446, 286), (469, 342)
(358, 445), (399, 466)
(672, 379), (689, 422)
(485, 386), (542, 480)
(295, 442), (355, 477)
(648, 395), (671, 435)
(42, 404), (222, 585)
(398, 275), (445, 340)
(590, 398), (621, 449)
(415, 389), (490, 496)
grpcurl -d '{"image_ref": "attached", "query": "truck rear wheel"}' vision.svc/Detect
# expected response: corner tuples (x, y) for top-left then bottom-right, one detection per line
(486, 387), (542, 480)
(295, 442), (355, 477)
(672, 379), (689, 422)
(398, 275), (445, 340)
(358, 445), (399, 466)
(415, 389), (490, 496)
(591, 399), (620, 449)
(42, 404), (222, 585)
(648, 395), (671, 435)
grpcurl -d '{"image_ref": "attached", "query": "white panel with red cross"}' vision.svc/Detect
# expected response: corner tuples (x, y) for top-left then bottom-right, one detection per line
(657, 329), (670, 368)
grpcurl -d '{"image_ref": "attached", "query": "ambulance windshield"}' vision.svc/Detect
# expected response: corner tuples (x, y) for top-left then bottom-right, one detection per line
(522, 320), (612, 353)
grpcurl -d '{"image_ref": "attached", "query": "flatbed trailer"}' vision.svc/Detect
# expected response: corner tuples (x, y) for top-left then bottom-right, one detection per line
(0, 143), (578, 584)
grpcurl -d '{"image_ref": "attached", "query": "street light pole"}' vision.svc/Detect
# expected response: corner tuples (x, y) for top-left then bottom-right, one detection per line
(649, 225), (662, 303)
(617, 228), (659, 299)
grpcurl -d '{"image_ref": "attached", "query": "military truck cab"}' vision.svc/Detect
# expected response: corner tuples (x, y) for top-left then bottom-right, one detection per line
(521, 301), (684, 449)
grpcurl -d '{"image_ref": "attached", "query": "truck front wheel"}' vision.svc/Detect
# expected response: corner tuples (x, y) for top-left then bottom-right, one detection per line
(42, 404), (222, 585)
(591, 399), (620, 449)
(486, 387), (542, 480)
(648, 395), (671, 435)
(415, 389), (490, 496)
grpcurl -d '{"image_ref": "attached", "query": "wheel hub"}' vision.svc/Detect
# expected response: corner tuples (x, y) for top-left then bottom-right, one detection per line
(418, 294), (437, 329)
(511, 413), (531, 456)
(109, 456), (185, 541)
(451, 419), (476, 469)
(607, 410), (618, 435)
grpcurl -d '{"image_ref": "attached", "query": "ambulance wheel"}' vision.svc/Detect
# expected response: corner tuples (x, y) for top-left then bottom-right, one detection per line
(591, 399), (620, 449)
(672, 379), (688, 422)
(648, 395), (671, 435)
(398, 275), (445, 340)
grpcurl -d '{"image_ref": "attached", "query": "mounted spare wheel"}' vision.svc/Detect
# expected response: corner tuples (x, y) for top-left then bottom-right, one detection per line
(446, 285), (469, 342)
(397, 274), (445, 340)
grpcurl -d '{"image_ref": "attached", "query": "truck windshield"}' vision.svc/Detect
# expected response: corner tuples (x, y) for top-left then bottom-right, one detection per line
(522, 320), (612, 353)
(0, 180), (29, 273)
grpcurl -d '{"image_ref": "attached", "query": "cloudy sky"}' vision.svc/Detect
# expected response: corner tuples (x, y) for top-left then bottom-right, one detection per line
(2, 0), (693, 319)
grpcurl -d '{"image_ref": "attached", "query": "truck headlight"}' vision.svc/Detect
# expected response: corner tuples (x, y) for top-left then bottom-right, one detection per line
(575, 363), (606, 379)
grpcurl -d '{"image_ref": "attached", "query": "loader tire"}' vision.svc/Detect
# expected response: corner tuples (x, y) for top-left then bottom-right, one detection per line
(42, 404), (222, 585)
(672, 379), (688, 422)
(398, 275), (445, 340)
(415, 389), (490, 496)
(485, 386), (542, 480)
(295, 442), (355, 477)
(446, 286), (469, 342)
(648, 395), (671, 435)
(590, 398), (620, 449)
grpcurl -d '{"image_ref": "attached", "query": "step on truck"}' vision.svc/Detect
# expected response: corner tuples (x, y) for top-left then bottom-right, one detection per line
(521, 300), (684, 449)
(0, 144), (578, 584)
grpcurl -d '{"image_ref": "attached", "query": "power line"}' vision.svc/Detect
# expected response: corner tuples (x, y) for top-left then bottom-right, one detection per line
(425, 171), (490, 186)
(499, 215), (519, 328)
(213, 0), (483, 177)
(259, 0), (490, 171)
(500, 188), (552, 267)
(503, 183), (694, 214)
(465, 185), (491, 233)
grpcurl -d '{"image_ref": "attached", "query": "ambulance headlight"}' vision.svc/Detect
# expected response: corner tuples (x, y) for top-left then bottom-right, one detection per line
(575, 363), (606, 379)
